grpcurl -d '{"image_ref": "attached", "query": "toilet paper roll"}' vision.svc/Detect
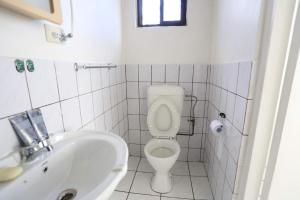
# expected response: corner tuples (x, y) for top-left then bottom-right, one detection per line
(209, 120), (223, 135)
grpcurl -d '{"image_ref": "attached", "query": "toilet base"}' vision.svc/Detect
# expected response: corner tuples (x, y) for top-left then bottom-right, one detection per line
(151, 172), (172, 193)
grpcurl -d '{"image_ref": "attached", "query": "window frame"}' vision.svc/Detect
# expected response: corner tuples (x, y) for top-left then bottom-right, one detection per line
(137, 0), (187, 27)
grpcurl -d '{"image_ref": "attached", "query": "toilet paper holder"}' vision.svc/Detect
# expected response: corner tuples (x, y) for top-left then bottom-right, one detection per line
(219, 113), (226, 119)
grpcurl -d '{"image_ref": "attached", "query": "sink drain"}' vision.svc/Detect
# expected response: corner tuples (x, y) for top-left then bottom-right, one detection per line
(57, 189), (77, 200)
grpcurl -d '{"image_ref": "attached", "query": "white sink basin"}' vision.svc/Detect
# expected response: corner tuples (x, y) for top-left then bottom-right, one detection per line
(0, 130), (128, 200)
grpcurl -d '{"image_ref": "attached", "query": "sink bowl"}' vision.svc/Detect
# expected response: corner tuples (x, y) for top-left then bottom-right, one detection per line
(0, 130), (128, 200)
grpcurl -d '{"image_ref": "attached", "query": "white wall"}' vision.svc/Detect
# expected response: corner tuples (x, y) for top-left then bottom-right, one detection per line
(211, 0), (263, 63)
(0, 0), (122, 63)
(121, 0), (213, 64)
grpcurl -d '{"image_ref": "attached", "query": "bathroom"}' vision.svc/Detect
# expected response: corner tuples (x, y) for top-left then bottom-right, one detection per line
(0, 0), (299, 200)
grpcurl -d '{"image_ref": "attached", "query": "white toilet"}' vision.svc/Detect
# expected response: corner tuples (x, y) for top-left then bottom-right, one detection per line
(144, 85), (184, 193)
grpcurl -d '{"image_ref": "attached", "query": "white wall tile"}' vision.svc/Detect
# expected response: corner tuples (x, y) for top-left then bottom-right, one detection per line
(189, 134), (202, 148)
(90, 69), (102, 91)
(40, 103), (64, 134)
(152, 64), (165, 82)
(76, 67), (91, 95)
(79, 93), (94, 125)
(0, 57), (31, 118)
(139, 82), (151, 99)
(166, 64), (179, 82)
(0, 118), (20, 158)
(226, 92), (236, 122)
(92, 90), (104, 117)
(193, 83), (207, 100)
(140, 115), (148, 130)
(61, 97), (82, 131)
(182, 101), (191, 117)
(26, 59), (59, 108)
(177, 135), (189, 147)
(55, 61), (78, 100)
(227, 63), (239, 93)
(237, 62), (252, 98)
(126, 64), (138, 81)
(104, 110), (112, 131)
(95, 114), (105, 131)
(127, 82), (139, 98)
(179, 64), (193, 82)
(225, 154), (237, 190)
(188, 148), (201, 161)
(139, 64), (151, 82)
(128, 99), (139, 114)
(109, 68), (117, 85)
(141, 131), (152, 145)
(233, 96), (247, 132)
(194, 101), (206, 117)
(128, 115), (139, 130)
(194, 64), (208, 83)
(102, 88), (111, 111)
(225, 125), (242, 162)
(129, 130), (140, 144)
(129, 144), (141, 156)
(139, 99), (148, 115)
(179, 83), (193, 96)
(101, 68), (109, 88)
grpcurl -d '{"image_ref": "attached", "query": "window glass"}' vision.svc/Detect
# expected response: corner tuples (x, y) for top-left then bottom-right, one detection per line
(163, 0), (181, 21)
(142, 0), (160, 25)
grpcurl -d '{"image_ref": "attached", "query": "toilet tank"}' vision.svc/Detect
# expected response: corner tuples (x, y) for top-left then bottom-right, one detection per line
(147, 85), (184, 114)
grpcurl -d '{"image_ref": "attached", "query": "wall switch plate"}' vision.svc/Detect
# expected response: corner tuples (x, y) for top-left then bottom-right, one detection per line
(44, 24), (64, 44)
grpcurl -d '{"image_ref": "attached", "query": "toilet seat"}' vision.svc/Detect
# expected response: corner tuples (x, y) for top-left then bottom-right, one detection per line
(147, 98), (180, 138)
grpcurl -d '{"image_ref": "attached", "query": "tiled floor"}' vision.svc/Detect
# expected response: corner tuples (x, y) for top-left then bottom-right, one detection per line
(111, 156), (213, 200)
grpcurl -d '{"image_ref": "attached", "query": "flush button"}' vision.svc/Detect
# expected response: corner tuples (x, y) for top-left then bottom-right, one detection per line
(15, 59), (25, 73)
(26, 59), (35, 72)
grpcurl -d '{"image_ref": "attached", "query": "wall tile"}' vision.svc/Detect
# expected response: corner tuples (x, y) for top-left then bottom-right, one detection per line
(166, 64), (179, 82)
(139, 82), (151, 99)
(152, 64), (165, 82)
(76, 67), (91, 95)
(93, 90), (104, 117)
(128, 115), (140, 130)
(139, 64), (151, 82)
(227, 63), (239, 93)
(126, 64), (139, 81)
(61, 97), (82, 131)
(128, 99), (139, 114)
(194, 64), (208, 83)
(226, 92), (236, 122)
(179, 64), (193, 82)
(79, 93), (94, 125)
(129, 130), (140, 144)
(101, 68), (109, 88)
(0, 119), (20, 158)
(102, 88), (111, 111)
(139, 99), (148, 115)
(189, 134), (202, 148)
(90, 69), (102, 91)
(233, 96), (247, 132)
(55, 61), (78, 100)
(188, 148), (201, 161)
(95, 114), (105, 131)
(127, 82), (139, 98)
(237, 62), (252, 98)
(26, 59), (59, 108)
(193, 83), (207, 100)
(0, 57), (31, 118)
(225, 154), (237, 191)
(40, 103), (64, 134)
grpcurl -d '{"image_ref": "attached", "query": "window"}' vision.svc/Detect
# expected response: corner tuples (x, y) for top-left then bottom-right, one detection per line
(137, 0), (187, 27)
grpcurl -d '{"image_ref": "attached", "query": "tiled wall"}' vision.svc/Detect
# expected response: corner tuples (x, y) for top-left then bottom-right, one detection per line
(125, 64), (209, 162)
(0, 57), (128, 158)
(204, 62), (254, 200)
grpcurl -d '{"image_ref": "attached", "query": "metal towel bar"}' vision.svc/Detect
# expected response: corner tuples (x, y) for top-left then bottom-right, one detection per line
(74, 63), (117, 71)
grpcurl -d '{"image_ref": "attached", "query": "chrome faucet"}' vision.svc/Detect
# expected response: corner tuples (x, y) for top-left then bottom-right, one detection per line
(9, 109), (53, 162)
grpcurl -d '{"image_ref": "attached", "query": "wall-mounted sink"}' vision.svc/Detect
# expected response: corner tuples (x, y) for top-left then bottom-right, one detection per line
(0, 130), (128, 200)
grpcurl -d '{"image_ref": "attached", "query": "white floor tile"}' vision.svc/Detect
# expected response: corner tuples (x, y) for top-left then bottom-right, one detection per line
(137, 158), (154, 173)
(116, 171), (135, 192)
(162, 176), (193, 199)
(189, 162), (207, 176)
(191, 177), (213, 200)
(128, 156), (140, 171)
(127, 193), (160, 200)
(171, 161), (189, 176)
(130, 172), (158, 196)
(109, 191), (127, 200)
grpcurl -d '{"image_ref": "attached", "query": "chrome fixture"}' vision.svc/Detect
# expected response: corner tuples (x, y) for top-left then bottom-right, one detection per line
(74, 63), (117, 71)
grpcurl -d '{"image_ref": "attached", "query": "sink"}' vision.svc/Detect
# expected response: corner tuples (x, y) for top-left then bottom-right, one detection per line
(0, 130), (128, 200)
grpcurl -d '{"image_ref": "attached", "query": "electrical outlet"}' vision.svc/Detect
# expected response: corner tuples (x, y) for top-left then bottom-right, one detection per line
(44, 24), (64, 44)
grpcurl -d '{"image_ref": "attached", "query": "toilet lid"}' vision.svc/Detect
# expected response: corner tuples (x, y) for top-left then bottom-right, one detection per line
(147, 97), (180, 138)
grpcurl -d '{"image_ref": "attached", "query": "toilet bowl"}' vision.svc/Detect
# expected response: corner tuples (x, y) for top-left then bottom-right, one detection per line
(144, 138), (180, 193)
(144, 85), (184, 193)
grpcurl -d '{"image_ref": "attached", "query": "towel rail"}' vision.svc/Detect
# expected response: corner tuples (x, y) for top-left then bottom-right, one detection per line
(74, 63), (117, 71)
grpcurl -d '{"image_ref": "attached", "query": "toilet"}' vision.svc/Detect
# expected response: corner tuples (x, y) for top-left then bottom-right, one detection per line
(144, 85), (184, 193)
